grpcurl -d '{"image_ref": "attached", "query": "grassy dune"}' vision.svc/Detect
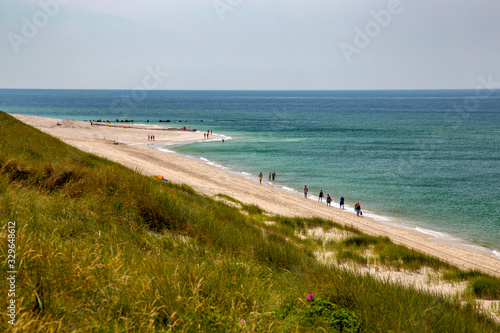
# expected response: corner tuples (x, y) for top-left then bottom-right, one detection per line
(1, 111), (499, 332)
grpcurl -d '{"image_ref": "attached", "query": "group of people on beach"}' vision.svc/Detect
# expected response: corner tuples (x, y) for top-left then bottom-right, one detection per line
(203, 129), (213, 139)
(257, 174), (362, 216)
(148, 135), (156, 141)
(258, 172), (277, 184)
(305, 186), (361, 216)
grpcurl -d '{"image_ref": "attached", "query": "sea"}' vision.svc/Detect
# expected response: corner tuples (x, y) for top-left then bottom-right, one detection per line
(1, 89), (499, 258)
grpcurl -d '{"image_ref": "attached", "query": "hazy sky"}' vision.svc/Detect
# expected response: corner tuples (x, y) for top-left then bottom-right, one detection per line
(1, 0), (499, 90)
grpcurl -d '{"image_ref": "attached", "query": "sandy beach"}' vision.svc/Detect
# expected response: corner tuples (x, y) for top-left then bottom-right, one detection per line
(11, 113), (500, 278)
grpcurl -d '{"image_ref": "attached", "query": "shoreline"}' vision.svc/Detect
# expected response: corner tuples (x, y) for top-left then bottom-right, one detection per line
(164, 145), (500, 260)
(11, 113), (500, 277)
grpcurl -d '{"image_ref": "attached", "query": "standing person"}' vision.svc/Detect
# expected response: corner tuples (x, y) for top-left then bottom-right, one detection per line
(304, 185), (308, 198)
(259, 172), (263, 184)
(326, 194), (332, 206)
(340, 195), (345, 209)
(355, 202), (361, 216)
(269, 172), (272, 181)
(272, 172), (276, 181)
(318, 190), (324, 202)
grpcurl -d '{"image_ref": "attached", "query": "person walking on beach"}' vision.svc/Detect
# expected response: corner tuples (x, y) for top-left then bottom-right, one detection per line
(304, 185), (308, 198)
(259, 172), (263, 184)
(326, 194), (332, 206)
(318, 190), (324, 202)
(354, 202), (361, 216)
(340, 196), (345, 209)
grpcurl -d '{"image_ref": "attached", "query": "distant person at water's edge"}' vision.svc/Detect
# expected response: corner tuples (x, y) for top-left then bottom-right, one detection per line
(355, 202), (361, 216)
(259, 172), (263, 184)
(340, 196), (345, 209)
(326, 194), (332, 206)
(318, 190), (324, 202)
(304, 185), (308, 198)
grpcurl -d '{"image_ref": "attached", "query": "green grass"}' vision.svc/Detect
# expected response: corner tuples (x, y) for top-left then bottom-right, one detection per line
(341, 235), (381, 247)
(1, 111), (500, 332)
(443, 269), (486, 281)
(241, 203), (264, 215)
(215, 193), (243, 205)
(470, 277), (500, 299)
(336, 250), (368, 265)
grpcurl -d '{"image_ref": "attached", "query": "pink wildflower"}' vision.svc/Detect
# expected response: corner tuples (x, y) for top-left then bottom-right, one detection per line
(307, 294), (314, 301)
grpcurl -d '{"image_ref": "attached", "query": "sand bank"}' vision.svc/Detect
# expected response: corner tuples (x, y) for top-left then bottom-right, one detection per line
(11, 114), (500, 278)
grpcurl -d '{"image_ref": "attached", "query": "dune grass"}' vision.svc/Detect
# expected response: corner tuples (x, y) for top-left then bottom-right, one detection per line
(1, 111), (500, 332)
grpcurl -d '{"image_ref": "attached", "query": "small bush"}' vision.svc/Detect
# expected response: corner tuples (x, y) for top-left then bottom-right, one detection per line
(278, 295), (361, 332)
(470, 277), (500, 299)
(342, 235), (382, 247)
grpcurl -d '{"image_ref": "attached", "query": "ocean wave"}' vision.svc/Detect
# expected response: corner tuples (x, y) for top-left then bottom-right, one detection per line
(199, 157), (224, 168)
(158, 148), (176, 153)
(414, 227), (459, 240)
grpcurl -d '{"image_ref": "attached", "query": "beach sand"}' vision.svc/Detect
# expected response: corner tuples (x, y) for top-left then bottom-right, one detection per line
(11, 114), (500, 279)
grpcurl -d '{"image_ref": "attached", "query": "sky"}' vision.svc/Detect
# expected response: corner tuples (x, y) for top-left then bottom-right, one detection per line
(1, 0), (499, 90)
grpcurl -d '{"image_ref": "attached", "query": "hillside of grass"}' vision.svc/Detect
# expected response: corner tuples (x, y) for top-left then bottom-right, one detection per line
(1, 111), (499, 332)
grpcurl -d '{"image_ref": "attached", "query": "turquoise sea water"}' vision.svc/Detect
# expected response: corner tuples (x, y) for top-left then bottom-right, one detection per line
(1, 89), (499, 256)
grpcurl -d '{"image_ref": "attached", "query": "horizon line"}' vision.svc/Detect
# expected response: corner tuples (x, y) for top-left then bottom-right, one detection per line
(1, 88), (497, 92)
